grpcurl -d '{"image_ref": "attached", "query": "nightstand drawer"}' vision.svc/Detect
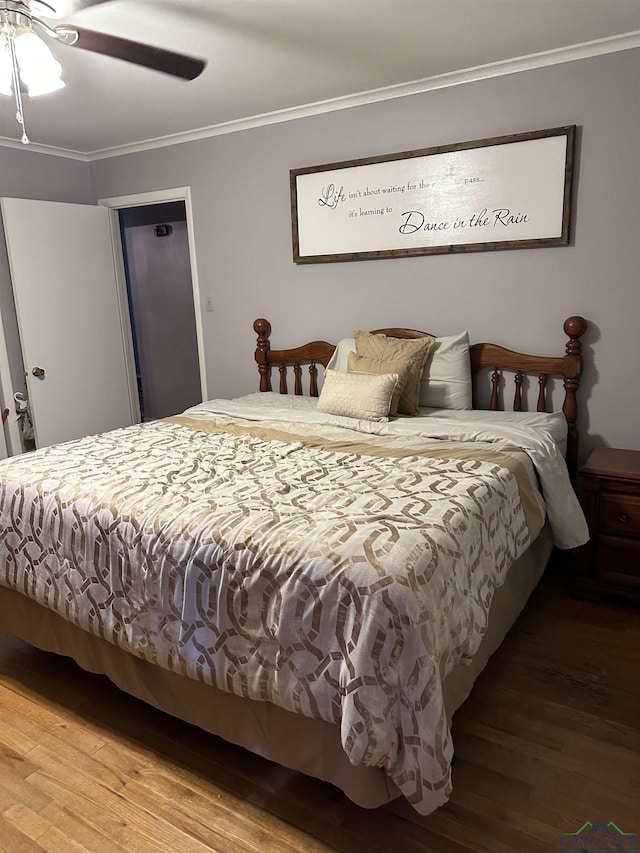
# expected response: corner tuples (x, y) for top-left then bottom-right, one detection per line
(599, 493), (640, 537)
(596, 535), (640, 589)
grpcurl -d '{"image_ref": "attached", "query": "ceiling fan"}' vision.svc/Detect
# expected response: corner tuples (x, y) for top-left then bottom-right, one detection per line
(0, 0), (206, 143)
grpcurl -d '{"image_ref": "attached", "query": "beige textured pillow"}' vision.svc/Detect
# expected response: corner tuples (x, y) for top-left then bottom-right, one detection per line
(347, 352), (413, 416)
(317, 369), (398, 422)
(354, 331), (435, 415)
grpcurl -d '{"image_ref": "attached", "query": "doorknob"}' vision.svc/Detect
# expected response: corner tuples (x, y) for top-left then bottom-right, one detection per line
(31, 366), (45, 379)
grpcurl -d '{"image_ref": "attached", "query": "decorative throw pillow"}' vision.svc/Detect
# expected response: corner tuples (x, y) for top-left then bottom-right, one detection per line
(347, 352), (412, 416)
(353, 331), (434, 415)
(317, 369), (398, 422)
(419, 331), (472, 410)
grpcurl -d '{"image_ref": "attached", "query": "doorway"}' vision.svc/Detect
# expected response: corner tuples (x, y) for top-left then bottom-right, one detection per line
(100, 186), (208, 424)
(119, 201), (201, 420)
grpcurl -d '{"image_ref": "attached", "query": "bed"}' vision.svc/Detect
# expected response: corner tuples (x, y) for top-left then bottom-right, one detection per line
(0, 315), (589, 815)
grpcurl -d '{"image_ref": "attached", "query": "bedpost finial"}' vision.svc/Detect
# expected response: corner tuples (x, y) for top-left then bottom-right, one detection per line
(254, 318), (272, 337)
(563, 316), (587, 359)
(563, 316), (587, 340)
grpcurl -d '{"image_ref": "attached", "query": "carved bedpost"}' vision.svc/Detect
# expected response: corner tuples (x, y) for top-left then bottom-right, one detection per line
(254, 318), (272, 392)
(561, 316), (588, 484)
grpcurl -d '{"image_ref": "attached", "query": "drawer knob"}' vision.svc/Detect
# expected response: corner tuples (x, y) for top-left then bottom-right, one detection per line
(619, 513), (629, 523)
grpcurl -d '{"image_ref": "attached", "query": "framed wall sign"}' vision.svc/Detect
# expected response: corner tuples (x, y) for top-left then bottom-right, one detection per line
(290, 125), (575, 264)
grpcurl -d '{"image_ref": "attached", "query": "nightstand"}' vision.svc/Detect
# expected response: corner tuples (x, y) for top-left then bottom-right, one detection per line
(577, 447), (640, 602)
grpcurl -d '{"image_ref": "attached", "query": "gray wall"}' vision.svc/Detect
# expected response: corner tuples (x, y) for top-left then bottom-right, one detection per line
(88, 48), (640, 459)
(0, 147), (93, 203)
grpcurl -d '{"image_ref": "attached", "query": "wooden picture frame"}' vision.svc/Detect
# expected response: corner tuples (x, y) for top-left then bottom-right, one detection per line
(290, 126), (575, 264)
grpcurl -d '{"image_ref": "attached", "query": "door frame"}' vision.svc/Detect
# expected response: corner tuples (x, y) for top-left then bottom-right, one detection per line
(98, 186), (208, 418)
(0, 327), (14, 457)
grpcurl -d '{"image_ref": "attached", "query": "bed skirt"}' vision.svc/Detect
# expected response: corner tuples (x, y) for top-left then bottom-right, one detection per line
(0, 534), (552, 810)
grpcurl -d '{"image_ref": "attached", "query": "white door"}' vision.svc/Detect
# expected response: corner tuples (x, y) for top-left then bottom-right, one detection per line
(1, 197), (135, 449)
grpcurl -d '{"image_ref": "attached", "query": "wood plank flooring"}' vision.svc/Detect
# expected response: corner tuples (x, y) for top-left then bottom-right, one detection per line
(0, 568), (638, 852)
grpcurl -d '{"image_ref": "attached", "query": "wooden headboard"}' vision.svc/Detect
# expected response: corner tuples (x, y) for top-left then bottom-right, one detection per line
(253, 316), (587, 482)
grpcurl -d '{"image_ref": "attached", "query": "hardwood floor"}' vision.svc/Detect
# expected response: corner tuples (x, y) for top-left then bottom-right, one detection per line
(0, 568), (638, 853)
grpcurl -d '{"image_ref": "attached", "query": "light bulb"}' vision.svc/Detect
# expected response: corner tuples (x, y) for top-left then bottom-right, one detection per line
(15, 32), (65, 96)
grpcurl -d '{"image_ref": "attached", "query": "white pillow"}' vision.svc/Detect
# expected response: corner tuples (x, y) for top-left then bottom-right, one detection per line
(419, 331), (472, 410)
(317, 369), (398, 422)
(327, 333), (472, 410)
(326, 337), (356, 374)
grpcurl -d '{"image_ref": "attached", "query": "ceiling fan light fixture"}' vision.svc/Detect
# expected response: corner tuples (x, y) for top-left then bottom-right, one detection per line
(0, 4), (66, 143)
(15, 30), (64, 94)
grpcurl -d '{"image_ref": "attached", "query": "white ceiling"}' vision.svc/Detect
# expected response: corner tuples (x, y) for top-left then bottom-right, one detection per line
(1, 0), (639, 159)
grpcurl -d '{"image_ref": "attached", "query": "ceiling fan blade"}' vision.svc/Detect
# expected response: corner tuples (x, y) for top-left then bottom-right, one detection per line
(36, 0), (116, 17)
(56, 26), (206, 80)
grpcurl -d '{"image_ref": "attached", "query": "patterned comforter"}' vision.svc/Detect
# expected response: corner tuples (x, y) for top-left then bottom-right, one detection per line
(0, 394), (586, 814)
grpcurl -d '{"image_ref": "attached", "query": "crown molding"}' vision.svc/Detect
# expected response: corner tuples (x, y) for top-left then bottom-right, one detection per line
(2, 31), (638, 162)
(0, 134), (88, 160)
